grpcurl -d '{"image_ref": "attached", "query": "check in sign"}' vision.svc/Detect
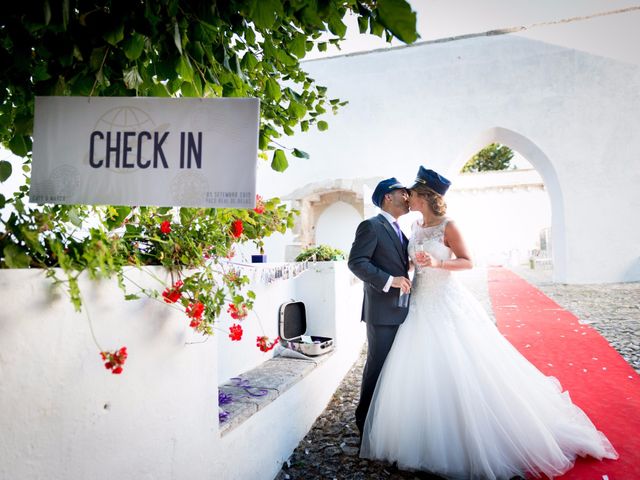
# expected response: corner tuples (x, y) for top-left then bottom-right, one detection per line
(30, 97), (260, 208)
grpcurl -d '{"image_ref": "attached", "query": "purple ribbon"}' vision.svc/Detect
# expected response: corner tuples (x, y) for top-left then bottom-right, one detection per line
(218, 377), (269, 423)
(229, 377), (269, 397)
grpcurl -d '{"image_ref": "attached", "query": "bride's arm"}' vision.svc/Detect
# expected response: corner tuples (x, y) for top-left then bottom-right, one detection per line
(440, 221), (473, 270)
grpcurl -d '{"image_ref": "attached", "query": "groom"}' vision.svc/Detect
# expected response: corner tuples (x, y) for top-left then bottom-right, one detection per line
(348, 178), (411, 437)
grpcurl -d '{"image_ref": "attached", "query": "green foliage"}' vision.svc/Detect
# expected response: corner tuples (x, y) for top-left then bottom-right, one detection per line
(295, 244), (345, 262)
(0, 0), (417, 172)
(461, 143), (514, 173)
(0, 1), (416, 339)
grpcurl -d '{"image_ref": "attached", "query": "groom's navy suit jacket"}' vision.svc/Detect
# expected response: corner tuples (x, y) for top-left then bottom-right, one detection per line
(348, 214), (410, 326)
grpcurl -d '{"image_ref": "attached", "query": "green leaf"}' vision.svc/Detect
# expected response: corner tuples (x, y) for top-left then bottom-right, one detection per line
(68, 208), (83, 227)
(370, 19), (385, 37)
(32, 64), (51, 82)
(89, 47), (107, 71)
(123, 33), (146, 61)
(358, 16), (369, 34)
(0, 194), (5, 208)
(150, 82), (170, 97)
(0, 160), (12, 182)
(271, 149), (288, 172)
(103, 23), (125, 46)
(245, 27), (256, 45)
(250, 0), (283, 29)
(123, 66), (143, 90)
(289, 34), (307, 59)
(125, 294), (141, 301)
(328, 14), (348, 38)
(377, 0), (418, 43)
(173, 21), (183, 54)
(317, 120), (329, 131)
(265, 78), (282, 101)
(176, 56), (194, 82)
(288, 100), (307, 120)
(292, 148), (309, 159)
(318, 42), (327, 52)
(3, 244), (32, 268)
(8, 135), (28, 157)
(181, 81), (197, 97)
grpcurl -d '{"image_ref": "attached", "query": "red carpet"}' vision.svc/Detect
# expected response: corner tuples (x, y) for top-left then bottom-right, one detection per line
(487, 267), (640, 480)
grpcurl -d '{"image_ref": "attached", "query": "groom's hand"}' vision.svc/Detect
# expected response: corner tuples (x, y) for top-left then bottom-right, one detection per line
(391, 276), (412, 294)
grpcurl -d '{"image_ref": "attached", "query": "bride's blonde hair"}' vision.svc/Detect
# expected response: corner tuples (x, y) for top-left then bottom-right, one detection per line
(412, 184), (447, 216)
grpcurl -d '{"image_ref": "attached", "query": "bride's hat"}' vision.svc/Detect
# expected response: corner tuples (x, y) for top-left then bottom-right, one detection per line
(411, 166), (451, 195)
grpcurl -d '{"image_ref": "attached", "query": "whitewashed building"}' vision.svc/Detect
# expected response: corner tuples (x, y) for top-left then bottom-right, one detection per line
(257, 8), (640, 284)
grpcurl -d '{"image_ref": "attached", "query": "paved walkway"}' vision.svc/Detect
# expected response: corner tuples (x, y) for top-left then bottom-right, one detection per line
(275, 267), (640, 480)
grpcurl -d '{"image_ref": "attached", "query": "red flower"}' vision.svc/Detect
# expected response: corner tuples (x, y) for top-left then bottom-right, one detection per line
(229, 324), (243, 341)
(256, 336), (279, 352)
(100, 346), (128, 375)
(227, 303), (248, 320)
(189, 318), (202, 329)
(160, 220), (171, 234)
(253, 195), (265, 214)
(186, 301), (205, 319)
(162, 280), (183, 303)
(231, 219), (243, 238)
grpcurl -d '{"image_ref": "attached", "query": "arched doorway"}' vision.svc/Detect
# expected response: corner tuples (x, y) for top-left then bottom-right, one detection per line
(315, 201), (362, 254)
(450, 127), (566, 281)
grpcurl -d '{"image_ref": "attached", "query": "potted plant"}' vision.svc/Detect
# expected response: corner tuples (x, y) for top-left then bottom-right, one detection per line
(295, 244), (346, 262)
(244, 195), (296, 263)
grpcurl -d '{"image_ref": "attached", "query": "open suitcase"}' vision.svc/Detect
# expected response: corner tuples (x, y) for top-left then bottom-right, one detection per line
(278, 301), (334, 356)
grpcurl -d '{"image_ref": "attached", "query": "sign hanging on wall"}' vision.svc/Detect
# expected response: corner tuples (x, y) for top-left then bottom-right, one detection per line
(30, 96), (260, 208)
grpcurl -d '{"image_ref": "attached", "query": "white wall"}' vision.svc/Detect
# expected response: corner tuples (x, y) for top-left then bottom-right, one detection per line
(0, 267), (219, 480)
(258, 12), (640, 283)
(0, 264), (365, 480)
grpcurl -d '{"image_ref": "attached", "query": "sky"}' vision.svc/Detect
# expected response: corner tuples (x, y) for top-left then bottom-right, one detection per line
(308, 0), (640, 59)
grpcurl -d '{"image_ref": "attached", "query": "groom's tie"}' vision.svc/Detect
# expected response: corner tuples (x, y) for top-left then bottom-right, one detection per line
(392, 221), (403, 245)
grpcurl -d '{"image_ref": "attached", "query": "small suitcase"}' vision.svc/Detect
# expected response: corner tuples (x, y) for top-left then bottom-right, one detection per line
(278, 301), (334, 356)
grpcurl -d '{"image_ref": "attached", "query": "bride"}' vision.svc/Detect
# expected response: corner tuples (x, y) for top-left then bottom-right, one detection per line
(359, 166), (618, 479)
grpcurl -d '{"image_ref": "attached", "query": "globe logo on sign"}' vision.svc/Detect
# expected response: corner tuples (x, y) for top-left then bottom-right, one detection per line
(86, 105), (169, 175)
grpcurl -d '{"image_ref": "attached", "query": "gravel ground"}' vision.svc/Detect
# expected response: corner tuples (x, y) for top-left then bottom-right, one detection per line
(275, 266), (640, 480)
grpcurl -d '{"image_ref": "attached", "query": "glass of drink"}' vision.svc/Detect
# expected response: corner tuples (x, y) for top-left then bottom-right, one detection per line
(415, 241), (427, 274)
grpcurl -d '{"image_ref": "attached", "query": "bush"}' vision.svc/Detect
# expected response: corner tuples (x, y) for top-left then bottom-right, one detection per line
(295, 245), (345, 262)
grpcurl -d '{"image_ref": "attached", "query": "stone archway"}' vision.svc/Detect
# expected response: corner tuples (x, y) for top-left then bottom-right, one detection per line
(282, 178), (381, 260)
(451, 127), (566, 281)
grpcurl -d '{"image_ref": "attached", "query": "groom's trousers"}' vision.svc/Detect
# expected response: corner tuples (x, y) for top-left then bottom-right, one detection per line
(356, 322), (399, 435)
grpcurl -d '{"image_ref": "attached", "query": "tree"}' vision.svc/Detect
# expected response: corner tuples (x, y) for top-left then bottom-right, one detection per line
(0, 0), (418, 174)
(0, 1), (418, 358)
(461, 143), (514, 173)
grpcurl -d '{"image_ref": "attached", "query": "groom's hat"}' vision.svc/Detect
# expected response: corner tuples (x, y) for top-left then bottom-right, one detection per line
(372, 178), (406, 208)
(410, 166), (451, 196)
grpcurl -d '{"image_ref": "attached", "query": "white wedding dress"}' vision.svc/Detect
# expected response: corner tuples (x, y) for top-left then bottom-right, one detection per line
(360, 219), (618, 479)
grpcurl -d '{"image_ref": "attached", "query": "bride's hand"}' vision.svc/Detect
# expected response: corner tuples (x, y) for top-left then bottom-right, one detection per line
(421, 252), (439, 268)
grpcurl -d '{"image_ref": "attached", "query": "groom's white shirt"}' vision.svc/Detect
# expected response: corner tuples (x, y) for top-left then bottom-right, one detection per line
(379, 209), (402, 293)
